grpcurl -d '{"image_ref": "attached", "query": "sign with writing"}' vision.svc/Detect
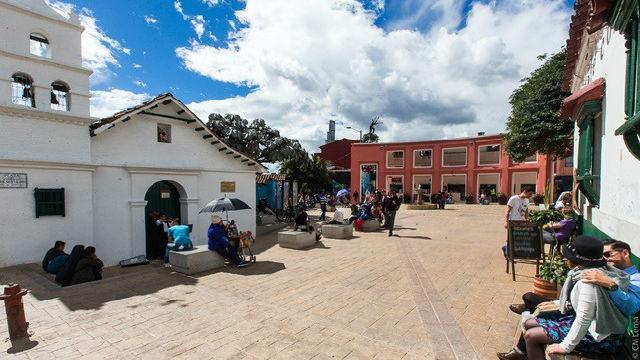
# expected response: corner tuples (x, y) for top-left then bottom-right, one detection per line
(160, 191), (171, 199)
(0, 173), (27, 188)
(220, 181), (236, 193)
(508, 220), (543, 260)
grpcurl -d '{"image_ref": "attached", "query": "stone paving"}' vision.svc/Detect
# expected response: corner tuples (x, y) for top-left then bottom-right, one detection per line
(1, 205), (538, 359)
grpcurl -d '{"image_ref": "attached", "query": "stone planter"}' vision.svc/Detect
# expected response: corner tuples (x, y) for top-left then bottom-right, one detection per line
(533, 276), (559, 299)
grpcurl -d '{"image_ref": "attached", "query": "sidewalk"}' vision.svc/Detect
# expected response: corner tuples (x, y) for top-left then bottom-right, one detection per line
(1, 204), (537, 359)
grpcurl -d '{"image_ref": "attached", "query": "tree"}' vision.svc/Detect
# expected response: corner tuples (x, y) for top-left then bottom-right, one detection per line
(207, 113), (306, 163)
(279, 154), (331, 194)
(504, 51), (572, 162)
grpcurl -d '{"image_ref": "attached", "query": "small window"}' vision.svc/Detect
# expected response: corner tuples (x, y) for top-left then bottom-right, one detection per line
(386, 150), (404, 168)
(157, 123), (171, 143)
(564, 156), (573, 168)
(30, 33), (51, 58)
(35, 188), (65, 218)
(50, 81), (69, 111)
(413, 149), (432, 167)
(11, 73), (35, 107)
(478, 144), (501, 165)
(442, 147), (467, 166)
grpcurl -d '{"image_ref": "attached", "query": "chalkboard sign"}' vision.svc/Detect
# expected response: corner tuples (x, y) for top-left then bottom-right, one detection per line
(508, 220), (543, 260)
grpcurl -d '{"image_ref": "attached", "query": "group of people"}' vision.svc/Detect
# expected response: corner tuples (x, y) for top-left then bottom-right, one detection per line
(42, 241), (104, 287)
(498, 237), (639, 359)
(349, 189), (402, 236)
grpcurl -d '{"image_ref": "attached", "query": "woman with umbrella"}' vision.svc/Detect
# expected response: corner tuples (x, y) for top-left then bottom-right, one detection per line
(200, 197), (253, 268)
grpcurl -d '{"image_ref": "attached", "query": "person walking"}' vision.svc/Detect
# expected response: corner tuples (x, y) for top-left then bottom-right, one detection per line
(319, 194), (327, 221)
(382, 190), (401, 236)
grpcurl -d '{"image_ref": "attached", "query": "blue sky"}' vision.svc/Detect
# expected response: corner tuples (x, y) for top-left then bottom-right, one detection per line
(49, 0), (575, 151)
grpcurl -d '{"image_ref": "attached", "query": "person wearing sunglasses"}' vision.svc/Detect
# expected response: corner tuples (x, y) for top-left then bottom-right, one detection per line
(580, 239), (640, 317)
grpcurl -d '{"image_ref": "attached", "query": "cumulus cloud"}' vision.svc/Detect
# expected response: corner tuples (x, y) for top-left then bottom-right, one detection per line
(174, 0), (208, 40)
(89, 89), (150, 118)
(47, 1), (130, 84)
(133, 80), (147, 88)
(144, 15), (158, 24)
(202, 0), (221, 7)
(178, 0), (571, 151)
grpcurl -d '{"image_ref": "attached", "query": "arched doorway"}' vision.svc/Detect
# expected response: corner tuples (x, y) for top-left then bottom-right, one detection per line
(144, 181), (181, 259)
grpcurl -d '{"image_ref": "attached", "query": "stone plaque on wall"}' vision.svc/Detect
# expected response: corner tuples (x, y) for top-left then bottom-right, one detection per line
(220, 181), (236, 193)
(0, 173), (27, 188)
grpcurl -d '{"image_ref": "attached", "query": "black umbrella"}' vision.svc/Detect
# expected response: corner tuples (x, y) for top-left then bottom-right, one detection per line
(199, 197), (252, 221)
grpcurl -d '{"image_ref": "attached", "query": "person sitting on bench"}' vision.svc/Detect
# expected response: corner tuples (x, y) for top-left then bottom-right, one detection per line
(164, 219), (193, 265)
(542, 207), (576, 246)
(42, 240), (68, 274)
(294, 207), (313, 233)
(326, 207), (345, 225)
(208, 215), (247, 268)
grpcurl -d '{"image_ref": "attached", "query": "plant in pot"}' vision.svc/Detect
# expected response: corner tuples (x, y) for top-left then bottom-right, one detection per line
(529, 207), (568, 298)
(535, 255), (570, 298)
(532, 193), (545, 206)
(464, 193), (475, 204)
(497, 192), (508, 205)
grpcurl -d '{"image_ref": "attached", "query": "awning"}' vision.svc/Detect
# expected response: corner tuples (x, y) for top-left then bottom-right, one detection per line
(560, 77), (605, 120)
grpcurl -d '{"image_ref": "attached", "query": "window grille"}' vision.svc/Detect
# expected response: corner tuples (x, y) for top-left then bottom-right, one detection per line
(34, 188), (65, 218)
(51, 82), (69, 111)
(11, 73), (35, 107)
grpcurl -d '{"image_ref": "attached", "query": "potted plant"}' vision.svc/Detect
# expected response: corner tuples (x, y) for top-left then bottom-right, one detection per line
(535, 255), (570, 298)
(532, 193), (545, 206)
(430, 193), (441, 204)
(497, 192), (508, 205)
(528, 208), (563, 228)
(465, 193), (475, 204)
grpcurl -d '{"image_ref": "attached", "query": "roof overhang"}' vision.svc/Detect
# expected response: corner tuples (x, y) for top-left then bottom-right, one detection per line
(560, 77), (605, 120)
(90, 93), (267, 172)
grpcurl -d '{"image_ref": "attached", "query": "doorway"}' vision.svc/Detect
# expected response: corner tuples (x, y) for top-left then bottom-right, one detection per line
(144, 181), (181, 259)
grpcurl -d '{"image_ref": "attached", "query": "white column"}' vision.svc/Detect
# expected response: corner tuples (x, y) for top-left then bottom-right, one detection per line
(129, 200), (148, 257)
(180, 198), (201, 244)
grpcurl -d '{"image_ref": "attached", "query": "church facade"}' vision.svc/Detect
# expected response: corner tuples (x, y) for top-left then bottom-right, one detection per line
(0, 0), (265, 267)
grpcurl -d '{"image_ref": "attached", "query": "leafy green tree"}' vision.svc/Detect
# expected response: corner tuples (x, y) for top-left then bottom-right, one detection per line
(207, 114), (306, 163)
(504, 51), (572, 161)
(279, 154), (331, 194)
(362, 132), (379, 143)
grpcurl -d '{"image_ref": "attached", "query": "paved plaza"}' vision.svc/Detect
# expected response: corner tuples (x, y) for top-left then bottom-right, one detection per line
(1, 205), (538, 359)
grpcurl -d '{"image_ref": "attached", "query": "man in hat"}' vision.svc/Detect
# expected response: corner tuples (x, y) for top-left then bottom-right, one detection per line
(208, 215), (247, 268)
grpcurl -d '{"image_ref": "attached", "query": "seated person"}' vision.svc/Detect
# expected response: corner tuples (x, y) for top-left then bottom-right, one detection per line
(294, 208), (313, 232)
(55, 245), (85, 287)
(542, 207), (576, 245)
(71, 246), (104, 285)
(42, 240), (68, 274)
(327, 207), (345, 225)
(208, 215), (247, 268)
(164, 219), (194, 264)
(348, 205), (361, 224)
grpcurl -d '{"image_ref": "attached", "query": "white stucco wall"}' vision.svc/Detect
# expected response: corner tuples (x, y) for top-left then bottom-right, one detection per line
(574, 28), (640, 252)
(0, 164), (94, 267)
(91, 108), (258, 266)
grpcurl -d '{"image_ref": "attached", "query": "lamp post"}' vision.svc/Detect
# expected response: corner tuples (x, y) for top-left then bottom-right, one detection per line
(346, 126), (363, 141)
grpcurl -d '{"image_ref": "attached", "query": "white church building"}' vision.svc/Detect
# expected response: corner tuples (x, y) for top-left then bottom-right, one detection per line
(0, 0), (265, 268)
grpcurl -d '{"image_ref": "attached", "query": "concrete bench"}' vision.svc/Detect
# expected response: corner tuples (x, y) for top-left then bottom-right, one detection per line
(169, 245), (225, 275)
(321, 224), (353, 239)
(361, 219), (381, 232)
(257, 214), (276, 225)
(278, 230), (316, 249)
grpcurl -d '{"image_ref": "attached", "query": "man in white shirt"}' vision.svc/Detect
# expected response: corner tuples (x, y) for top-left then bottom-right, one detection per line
(504, 186), (534, 229)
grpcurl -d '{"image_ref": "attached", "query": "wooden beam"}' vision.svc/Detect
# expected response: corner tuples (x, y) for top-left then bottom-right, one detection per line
(162, 99), (172, 105)
(247, 163), (256, 166)
(149, 104), (158, 109)
(233, 155), (241, 158)
(218, 147), (227, 151)
(241, 159), (249, 163)
(203, 134), (213, 139)
(139, 111), (191, 123)
(226, 151), (233, 154)
(210, 140), (220, 144)
(195, 127), (205, 131)
(177, 109), (185, 114)
(121, 116), (131, 122)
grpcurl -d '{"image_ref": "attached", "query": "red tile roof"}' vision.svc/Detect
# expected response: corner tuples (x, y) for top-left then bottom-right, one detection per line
(560, 77), (605, 119)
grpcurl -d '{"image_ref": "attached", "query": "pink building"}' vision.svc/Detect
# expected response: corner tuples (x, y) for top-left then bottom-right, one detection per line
(350, 134), (551, 203)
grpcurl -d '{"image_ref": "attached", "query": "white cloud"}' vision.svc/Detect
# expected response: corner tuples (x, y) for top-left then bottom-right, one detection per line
(133, 63), (142, 68)
(46, 1), (130, 85)
(202, 0), (221, 7)
(144, 15), (158, 24)
(178, 0), (571, 151)
(133, 80), (147, 88)
(174, 0), (207, 40)
(190, 15), (206, 40)
(90, 89), (150, 118)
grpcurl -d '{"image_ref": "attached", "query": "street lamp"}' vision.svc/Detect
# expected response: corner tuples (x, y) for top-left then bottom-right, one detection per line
(346, 126), (362, 141)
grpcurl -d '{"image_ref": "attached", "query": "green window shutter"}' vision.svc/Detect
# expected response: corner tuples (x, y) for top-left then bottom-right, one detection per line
(577, 116), (600, 206)
(34, 188), (65, 218)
